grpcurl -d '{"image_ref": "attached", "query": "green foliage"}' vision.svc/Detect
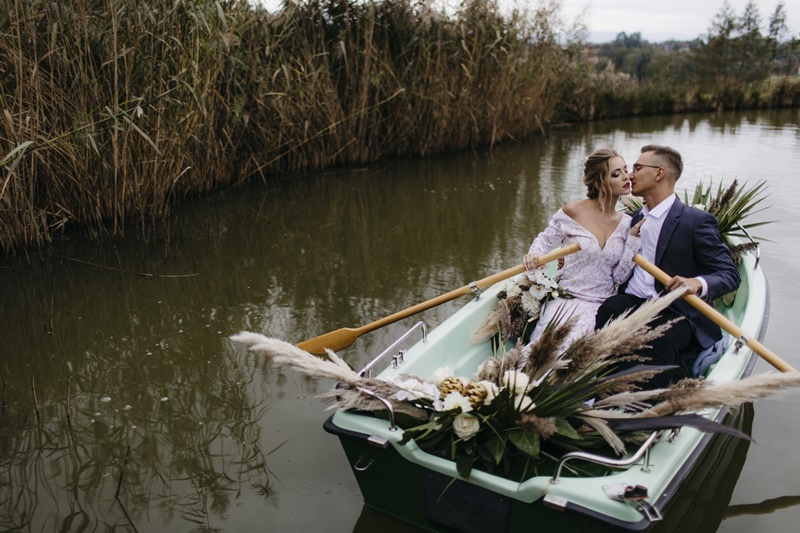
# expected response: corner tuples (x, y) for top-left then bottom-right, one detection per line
(619, 178), (773, 264)
(586, 1), (800, 117)
(684, 179), (774, 262)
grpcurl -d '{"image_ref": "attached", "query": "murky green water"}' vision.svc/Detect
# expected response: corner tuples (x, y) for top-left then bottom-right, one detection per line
(2, 109), (799, 532)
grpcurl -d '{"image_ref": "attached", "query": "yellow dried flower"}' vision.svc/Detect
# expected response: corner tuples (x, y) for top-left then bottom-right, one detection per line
(438, 376), (464, 397)
(465, 382), (488, 408)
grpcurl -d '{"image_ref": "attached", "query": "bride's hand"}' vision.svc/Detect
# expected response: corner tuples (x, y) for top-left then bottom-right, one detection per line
(630, 219), (645, 237)
(523, 253), (540, 270)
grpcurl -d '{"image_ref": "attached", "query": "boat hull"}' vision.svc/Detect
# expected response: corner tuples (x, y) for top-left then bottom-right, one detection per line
(326, 247), (768, 531)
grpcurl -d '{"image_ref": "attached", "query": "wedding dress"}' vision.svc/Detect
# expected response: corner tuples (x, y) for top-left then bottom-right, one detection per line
(527, 209), (641, 348)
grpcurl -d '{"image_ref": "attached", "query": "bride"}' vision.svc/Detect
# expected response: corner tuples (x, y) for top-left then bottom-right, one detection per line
(522, 148), (643, 349)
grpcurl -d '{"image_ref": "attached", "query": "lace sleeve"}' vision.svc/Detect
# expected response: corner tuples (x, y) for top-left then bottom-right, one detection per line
(612, 233), (641, 285)
(528, 211), (564, 257)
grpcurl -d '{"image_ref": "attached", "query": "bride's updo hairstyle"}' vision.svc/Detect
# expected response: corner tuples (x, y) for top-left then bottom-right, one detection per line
(583, 148), (619, 207)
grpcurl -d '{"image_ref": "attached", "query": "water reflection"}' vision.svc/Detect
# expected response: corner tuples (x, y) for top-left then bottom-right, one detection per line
(1, 108), (799, 531)
(0, 341), (277, 530)
(725, 495), (800, 518)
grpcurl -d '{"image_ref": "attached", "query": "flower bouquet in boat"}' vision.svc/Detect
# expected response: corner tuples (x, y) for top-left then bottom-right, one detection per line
(231, 289), (800, 484)
(471, 268), (573, 346)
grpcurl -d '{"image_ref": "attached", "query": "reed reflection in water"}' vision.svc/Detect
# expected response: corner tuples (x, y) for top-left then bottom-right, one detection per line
(1, 108), (800, 532)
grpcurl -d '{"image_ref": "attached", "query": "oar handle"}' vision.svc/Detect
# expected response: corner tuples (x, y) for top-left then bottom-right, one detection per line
(360, 243), (582, 333)
(633, 254), (796, 373)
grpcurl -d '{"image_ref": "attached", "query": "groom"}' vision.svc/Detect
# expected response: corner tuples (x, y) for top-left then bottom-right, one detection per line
(595, 145), (740, 388)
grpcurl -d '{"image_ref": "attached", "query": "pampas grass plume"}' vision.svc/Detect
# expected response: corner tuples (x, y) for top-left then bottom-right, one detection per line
(229, 331), (361, 385)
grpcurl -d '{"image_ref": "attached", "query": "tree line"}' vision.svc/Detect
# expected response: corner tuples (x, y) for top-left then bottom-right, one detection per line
(589, 0), (799, 113)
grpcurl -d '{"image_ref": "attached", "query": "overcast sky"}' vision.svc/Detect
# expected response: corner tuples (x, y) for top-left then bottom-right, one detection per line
(255, 1), (800, 44)
(555, 0), (799, 42)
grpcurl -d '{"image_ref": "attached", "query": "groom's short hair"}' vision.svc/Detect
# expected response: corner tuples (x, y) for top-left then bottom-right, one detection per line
(641, 144), (683, 181)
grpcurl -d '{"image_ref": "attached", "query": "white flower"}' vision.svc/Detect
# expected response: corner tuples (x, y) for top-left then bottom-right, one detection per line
(452, 413), (480, 440)
(478, 380), (500, 405)
(432, 367), (449, 386)
(442, 391), (473, 413)
(391, 377), (440, 402)
(516, 395), (536, 412)
(528, 285), (547, 300)
(520, 290), (542, 316)
(693, 203), (707, 211)
(532, 269), (548, 285)
(502, 370), (530, 394)
(506, 284), (522, 298)
(551, 290), (560, 299)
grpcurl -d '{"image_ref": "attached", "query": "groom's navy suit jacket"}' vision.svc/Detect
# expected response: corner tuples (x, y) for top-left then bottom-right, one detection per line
(627, 197), (741, 349)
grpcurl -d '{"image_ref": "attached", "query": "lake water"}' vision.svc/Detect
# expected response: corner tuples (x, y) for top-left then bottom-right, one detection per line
(1, 109), (799, 532)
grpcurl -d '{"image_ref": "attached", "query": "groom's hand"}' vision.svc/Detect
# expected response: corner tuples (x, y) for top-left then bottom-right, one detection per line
(665, 275), (702, 295)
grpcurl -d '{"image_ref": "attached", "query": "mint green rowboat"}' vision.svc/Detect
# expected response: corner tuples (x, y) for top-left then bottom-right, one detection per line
(325, 242), (768, 532)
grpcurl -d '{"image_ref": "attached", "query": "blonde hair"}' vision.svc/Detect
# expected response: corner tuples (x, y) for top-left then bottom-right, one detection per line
(583, 148), (620, 209)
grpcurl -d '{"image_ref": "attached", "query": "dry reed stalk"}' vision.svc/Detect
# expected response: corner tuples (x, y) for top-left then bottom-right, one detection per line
(0, 0), (582, 252)
(643, 372), (800, 418)
(230, 331), (430, 420)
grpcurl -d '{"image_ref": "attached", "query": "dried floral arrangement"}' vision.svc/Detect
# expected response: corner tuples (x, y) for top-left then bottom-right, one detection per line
(469, 269), (572, 346)
(230, 290), (800, 482)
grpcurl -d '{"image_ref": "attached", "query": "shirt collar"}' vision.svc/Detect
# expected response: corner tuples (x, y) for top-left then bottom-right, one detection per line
(642, 194), (676, 219)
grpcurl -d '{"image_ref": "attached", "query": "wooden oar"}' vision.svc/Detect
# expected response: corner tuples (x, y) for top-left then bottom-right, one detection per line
(633, 254), (796, 373)
(297, 243), (581, 355)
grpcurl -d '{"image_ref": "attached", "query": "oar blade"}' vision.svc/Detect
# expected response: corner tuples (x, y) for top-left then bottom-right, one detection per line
(296, 327), (360, 355)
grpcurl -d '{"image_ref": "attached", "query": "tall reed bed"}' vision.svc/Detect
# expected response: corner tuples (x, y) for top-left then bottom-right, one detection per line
(0, 0), (585, 252)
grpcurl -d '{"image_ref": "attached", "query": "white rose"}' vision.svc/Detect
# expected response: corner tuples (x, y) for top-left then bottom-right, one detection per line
(502, 370), (530, 394)
(452, 413), (480, 440)
(478, 380), (500, 405)
(693, 203), (707, 211)
(442, 391), (473, 413)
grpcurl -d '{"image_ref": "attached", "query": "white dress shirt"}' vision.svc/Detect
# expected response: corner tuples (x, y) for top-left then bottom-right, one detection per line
(625, 195), (708, 299)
